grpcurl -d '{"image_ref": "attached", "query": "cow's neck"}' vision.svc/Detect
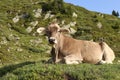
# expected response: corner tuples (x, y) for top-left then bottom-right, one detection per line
(52, 34), (73, 50)
(52, 34), (63, 49)
(59, 34), (73, 49)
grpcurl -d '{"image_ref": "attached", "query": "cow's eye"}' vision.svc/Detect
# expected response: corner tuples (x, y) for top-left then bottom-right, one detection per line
(58, 30), (61, 33)
(46, 31), (51, 36)
(49, 31), (51, 34)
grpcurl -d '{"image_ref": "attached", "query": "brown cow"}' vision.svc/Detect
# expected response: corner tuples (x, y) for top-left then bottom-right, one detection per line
(37, 22), (115, 64)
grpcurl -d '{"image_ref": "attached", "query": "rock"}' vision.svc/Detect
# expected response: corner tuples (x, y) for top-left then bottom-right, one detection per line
(98, 13), (104, 18)
(12, 15), (20, 23)
(118, 31), (120, 34)
(8, 34), (14, 41)
(70, 21), (76, 26)
(0, 40), (7, 45)
(69, 28), (77, 34)
(97, 22), (102, 29)
(118, 60), (120, 63)
(14, 36), (20, 40)
(0, 37), (7, 45)
(26, 26), (33, 33)
(44, 11), (51, 20)
(61, 20), (65, 25)
(63, 24), (70, 29)
(49, 14), (55, 18)
(72, 12), (78, 18)
(28, 56), (31, 58)
(7, 47), (11, 52)
(8, 34), (20, 41)
(32, 32), (36, 36)
(33, 9), (42, 18)
(30, 21), (38, 27)
(14, 41), (20, 46)
(21, 12), (30, 19)
(30, 38), (42, 46)
(16, 48), (23, 52)
(7, 23), (12, 28)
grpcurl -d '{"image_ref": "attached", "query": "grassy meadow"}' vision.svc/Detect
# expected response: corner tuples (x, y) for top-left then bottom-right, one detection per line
(0, 0), (120, 80)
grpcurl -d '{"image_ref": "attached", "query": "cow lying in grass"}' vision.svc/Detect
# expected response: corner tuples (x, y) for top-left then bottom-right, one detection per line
(37, 22), (115, 64)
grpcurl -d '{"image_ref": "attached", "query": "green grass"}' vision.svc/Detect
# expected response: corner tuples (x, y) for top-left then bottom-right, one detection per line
(1, 61), (120, 80)
(0, 0), (120, 79)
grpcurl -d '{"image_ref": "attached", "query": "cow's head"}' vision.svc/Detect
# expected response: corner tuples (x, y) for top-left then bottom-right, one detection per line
(37, 22), (69, 44)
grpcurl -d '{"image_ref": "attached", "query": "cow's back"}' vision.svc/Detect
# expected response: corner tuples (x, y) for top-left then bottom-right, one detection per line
(80, 40), (103, 64)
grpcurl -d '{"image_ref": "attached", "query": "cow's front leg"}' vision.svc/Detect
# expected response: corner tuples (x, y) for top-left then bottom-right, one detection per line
(50, 47), (61, 63)
(54, 48), (61, 63)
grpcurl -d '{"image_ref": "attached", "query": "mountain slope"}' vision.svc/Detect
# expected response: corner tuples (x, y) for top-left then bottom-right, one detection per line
(0, 0), (120, 79)
(0, 0), (120, 65)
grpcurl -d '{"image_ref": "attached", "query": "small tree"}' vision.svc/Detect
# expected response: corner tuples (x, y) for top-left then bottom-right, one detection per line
(52, 0), (65, 13)
(112, 10), (119, 17)
(116, 11), (119, 17)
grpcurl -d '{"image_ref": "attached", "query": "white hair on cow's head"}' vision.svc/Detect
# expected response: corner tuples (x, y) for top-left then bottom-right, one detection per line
(54, 23), (60, 28)
(49, 22), (60, 29)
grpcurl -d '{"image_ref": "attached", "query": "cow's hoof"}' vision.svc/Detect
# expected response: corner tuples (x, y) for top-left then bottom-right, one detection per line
(47, 58), (54, 64)
(97, 60), (106, 65)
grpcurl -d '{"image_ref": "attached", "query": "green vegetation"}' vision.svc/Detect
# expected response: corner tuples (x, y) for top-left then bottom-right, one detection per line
(0, 0), (120, 79)
(1, 62), (120, 80)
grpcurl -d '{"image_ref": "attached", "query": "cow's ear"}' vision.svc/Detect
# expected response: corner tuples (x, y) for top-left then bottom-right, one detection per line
(58, 28), (70, 34)
(37, 27), (46, 35)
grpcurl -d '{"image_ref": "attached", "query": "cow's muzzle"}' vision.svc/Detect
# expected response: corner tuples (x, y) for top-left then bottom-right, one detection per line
(48, 37), (57, 44)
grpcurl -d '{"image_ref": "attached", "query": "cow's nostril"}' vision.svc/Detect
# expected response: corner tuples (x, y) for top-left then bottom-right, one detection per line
(49, 38), (56, 44)
(49, 39), (55, 42)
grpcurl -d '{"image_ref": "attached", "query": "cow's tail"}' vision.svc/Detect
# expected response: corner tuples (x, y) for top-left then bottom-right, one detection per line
(100, 42), (115, 64)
